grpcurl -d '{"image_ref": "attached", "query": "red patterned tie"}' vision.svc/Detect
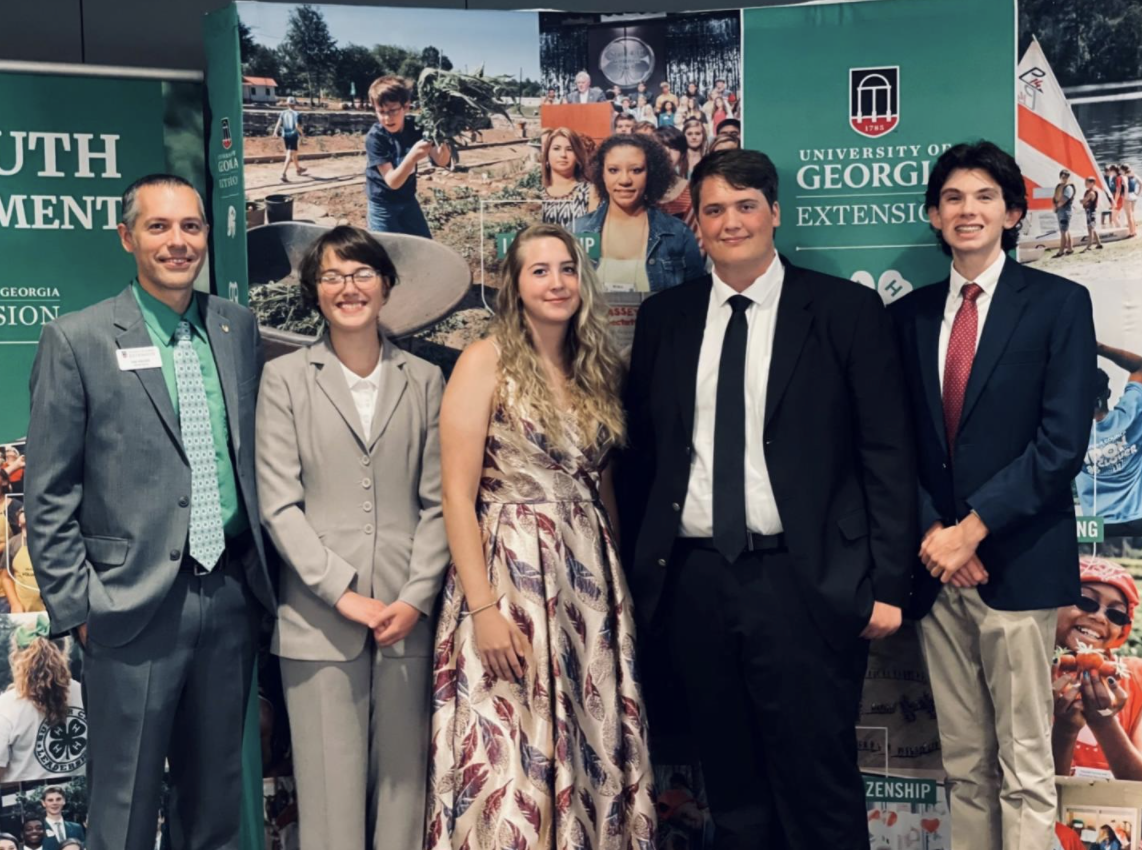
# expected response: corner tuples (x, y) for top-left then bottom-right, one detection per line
(943, 282), (984, 455)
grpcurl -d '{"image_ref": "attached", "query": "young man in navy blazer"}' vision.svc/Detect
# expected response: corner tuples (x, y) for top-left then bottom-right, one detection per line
(892, 141), (1096, 850)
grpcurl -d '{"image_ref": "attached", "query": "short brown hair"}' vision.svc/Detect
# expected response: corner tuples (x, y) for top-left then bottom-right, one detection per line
(298, 226), (399, 310)
(690, 148), (779, 212)
(42, 787), (65, 800)
(368, 75), (410, 107)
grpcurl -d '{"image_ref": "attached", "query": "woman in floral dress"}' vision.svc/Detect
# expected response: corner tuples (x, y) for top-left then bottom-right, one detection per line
(426, 223), (656, 850)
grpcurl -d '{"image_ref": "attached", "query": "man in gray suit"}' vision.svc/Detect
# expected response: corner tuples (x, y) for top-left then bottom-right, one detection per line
(570, 70), (606, 104)
(26, 174), (276, 850)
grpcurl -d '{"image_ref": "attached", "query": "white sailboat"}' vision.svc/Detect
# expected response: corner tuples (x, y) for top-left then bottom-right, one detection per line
(1016, 36), (1129, 260)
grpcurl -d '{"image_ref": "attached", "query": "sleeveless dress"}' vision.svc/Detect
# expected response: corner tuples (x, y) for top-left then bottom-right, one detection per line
(543, 182), (593, 231)
(425, 387), (656, 850)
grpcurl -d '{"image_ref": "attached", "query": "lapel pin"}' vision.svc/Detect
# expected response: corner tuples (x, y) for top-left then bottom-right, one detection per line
(221, 323), (230, 333)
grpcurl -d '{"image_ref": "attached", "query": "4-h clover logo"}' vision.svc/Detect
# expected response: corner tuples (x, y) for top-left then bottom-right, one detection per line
(35, 707), (87, 774)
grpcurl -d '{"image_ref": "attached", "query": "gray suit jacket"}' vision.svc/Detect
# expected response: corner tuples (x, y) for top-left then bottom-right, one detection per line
(571, 87), (606, 104)
(256, 333), (449, 662)
(26, 286), (276, 647)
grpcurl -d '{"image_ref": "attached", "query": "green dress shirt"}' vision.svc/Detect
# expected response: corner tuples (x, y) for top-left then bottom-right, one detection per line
(132, 282), (248, 537)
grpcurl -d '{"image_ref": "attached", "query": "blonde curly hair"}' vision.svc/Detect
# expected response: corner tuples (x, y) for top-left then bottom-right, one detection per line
(490, 223), (625, 450)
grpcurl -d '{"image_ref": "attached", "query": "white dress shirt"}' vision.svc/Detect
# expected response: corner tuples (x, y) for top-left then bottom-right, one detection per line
(680, 255), (785, 537)
(938, 252), (1005, 393)
(339, 355), (383, 437)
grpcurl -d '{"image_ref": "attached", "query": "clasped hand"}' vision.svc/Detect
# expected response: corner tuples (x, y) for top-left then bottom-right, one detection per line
(920, 519), (989, 587)
(334, 591), (422, 646)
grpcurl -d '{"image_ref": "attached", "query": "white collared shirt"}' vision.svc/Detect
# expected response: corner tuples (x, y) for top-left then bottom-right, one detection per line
(339, 354), (383, 437)
(938, 251), (1005, 393)
(680, 254), (785, 537)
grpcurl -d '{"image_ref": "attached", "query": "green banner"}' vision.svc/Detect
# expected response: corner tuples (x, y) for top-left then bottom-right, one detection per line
(863, 774), (939, 805)
(204, 3), (249, 306)
(1076, 516), (1106, 543)
(742, 0), (1015, 301)
(0, 68), (205, 441)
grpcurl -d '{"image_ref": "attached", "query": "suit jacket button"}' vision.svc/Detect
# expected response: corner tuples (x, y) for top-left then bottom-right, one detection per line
(672, 502), (681, 511)
(178, 496), (189, 508)
(364, 524), (374, 534)
(657, 558), (667, 567)
(361, 456), (371, 467)
(648, 259), (656, 265)
(363, 501), (373, 511)
(362, 478), (372, 489)
(685, 445), (691, 455)
(170, 549), (181, 561)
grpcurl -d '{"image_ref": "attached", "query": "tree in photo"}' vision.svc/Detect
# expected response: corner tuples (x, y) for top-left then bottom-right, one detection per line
(238, 19), (257, 65)
(335, 45), (382, 103)
(279, 4), (339, 104)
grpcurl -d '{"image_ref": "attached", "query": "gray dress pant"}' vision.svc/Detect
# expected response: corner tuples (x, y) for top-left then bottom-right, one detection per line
(82, 548), (257, 850)
(279, 644), (431, 850)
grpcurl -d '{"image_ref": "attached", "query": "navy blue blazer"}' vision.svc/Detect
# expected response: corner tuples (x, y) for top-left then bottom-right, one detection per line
(891, 259), (1096, 617)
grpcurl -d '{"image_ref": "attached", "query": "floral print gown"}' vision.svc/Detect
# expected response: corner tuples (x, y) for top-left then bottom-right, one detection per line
(425, 392), (657, 850)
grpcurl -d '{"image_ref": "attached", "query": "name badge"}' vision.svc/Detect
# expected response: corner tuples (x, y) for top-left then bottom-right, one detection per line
(116, 346), (162, 371)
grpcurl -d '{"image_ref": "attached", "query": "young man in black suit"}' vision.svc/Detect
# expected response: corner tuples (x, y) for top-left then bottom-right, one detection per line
(891, 141), (1096, 850)
(621, 149), (916, 849)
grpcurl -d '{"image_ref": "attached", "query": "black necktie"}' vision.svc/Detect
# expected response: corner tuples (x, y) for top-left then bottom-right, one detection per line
(713, 294), (751, 562)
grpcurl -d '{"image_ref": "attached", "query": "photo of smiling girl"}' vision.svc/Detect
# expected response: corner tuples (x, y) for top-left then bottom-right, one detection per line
(1053, 556), (1142, 780)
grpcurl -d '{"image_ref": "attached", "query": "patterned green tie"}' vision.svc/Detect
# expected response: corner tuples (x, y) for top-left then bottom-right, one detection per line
(173, 320), (225, 570)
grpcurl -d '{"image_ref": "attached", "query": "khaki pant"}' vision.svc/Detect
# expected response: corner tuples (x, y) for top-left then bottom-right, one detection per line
(918, 587), (1057, 850)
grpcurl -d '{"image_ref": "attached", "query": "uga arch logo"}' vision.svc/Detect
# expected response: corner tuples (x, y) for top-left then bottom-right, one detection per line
(850, 67), (899, 138)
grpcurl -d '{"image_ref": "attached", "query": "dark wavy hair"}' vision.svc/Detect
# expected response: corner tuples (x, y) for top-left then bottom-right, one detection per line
(297, 225), (399, 310)
(590, 133), (676, 208)
(925, 140), (1026, 255)
(654, 125), (688, 176)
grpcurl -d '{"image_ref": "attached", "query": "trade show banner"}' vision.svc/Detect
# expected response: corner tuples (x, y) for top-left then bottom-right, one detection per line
(205, 4), (251, 306)
(742, 0), (1015, 305)
(216, 0), (1142, 847)
(741, 0), (1014, 792)
(0, 65), (207, 443)
(1017, 5), (1142, 848)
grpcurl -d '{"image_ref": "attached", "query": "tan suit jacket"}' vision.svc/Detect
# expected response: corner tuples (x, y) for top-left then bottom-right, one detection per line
(256, 333), (448, 661)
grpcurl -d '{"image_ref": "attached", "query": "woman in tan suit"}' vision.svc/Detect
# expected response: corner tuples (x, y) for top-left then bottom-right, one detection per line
(255, 225), (449, 850)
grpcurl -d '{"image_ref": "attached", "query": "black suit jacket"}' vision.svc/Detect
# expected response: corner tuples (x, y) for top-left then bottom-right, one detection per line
(891, 260), (1096, 617)
(620, 259), (917, 648)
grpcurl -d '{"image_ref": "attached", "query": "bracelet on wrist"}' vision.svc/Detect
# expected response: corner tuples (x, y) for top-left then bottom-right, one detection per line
(469, 598), (500, 617)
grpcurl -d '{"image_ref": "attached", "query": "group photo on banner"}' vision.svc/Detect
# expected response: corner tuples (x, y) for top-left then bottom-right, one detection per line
(0, 0), (1140, 847)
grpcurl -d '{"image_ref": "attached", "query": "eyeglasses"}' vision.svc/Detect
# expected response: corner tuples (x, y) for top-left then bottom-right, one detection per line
(318, 268), (382, 289)
(1076, 594), (1132, 627)
(376, 106), (405, 119)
